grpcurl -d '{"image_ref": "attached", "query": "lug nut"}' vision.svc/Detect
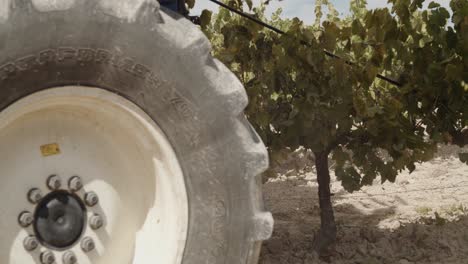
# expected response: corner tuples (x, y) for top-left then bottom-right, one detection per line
(63, 251), (77, 264)
(47, 175), (61, 190)
(84, 191), (99, 207)
(27, 188), (42, 204)
(89, 214), (104, 230)
(68, 176), (83, 192)
(23, 235), (38, 251)
(18, 211), (34, 227)
(81, 237), (95, 252)
(40, 251), (55, 264)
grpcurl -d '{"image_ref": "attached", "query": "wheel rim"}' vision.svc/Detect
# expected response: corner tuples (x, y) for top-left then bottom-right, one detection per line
(0, 87), (188, 264)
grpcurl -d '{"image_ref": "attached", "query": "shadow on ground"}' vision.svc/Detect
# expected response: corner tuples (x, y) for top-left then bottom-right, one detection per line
(259, 180), (468, 264)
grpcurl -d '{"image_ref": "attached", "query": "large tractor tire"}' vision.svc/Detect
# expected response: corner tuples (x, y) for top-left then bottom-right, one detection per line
(0, 0), (273, 263)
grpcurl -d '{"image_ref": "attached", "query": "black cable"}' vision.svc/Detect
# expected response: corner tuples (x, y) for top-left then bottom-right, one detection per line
(209, 0), (286, 35)
(323, 50), (403, 86)
(207, 0), (403, 87)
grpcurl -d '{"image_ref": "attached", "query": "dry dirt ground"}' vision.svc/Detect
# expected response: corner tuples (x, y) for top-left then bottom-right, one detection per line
(259, 145), (468, 264)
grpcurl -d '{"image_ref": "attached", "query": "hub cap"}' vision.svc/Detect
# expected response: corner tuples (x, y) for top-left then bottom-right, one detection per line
(34, 191), (86, 249)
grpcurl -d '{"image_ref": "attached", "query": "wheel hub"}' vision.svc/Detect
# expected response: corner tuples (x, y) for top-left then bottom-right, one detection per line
(17, 175), (102, 263)
(34, 191), (86, 249)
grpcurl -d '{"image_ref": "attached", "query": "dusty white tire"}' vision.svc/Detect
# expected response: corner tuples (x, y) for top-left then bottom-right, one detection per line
(0, 0), (273, 263)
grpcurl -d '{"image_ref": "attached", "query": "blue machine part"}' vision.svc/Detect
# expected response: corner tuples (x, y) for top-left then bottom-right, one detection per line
(159, 0), (181, 12)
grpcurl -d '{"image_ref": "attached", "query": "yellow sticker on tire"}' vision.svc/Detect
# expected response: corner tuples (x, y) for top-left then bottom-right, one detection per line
(40, 143), (61, 157)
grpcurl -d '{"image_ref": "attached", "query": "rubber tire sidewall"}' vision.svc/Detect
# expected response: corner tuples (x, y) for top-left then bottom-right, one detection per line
(0, 4), (261, 264)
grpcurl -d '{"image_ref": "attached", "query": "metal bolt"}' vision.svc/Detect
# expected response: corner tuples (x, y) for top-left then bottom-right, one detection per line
(18, 211), (34, 227)
(68, 176), (83, 192)
(81, 237), (95, 252)
(27, 188), (42, 204)
(89, 214), (104, 230)
(23, 236), (38, 251)
(40, 251), (55, 264)
(46, 175), (61, 190)
(62, 251), (77, 264)
(84, 191), (99, 207)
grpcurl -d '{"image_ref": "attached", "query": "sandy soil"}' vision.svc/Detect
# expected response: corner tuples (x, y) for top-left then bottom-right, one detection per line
(259, 145), (468, 264)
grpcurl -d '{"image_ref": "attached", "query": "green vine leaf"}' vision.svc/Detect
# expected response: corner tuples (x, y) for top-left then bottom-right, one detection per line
(202, 0), (467, 193)
(428, 2), (441, 9)
(200, 10), (213, 30)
